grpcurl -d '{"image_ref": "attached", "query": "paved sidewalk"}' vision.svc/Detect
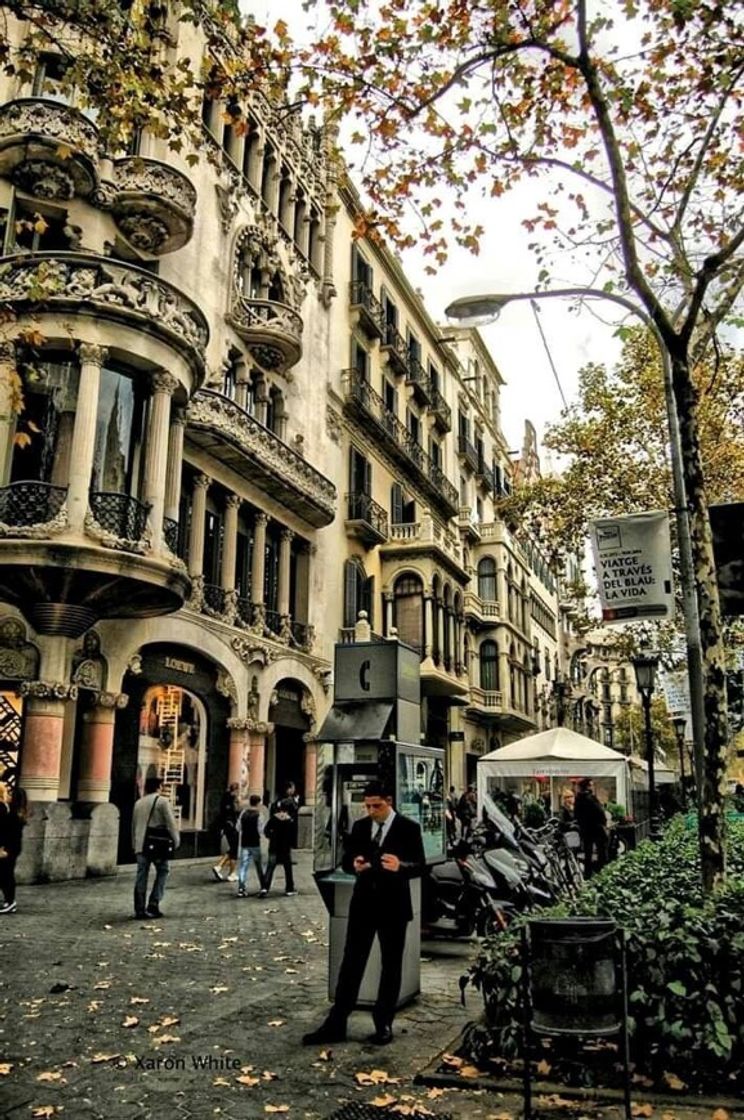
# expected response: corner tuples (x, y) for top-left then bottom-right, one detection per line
(0, 856), (732, 1120)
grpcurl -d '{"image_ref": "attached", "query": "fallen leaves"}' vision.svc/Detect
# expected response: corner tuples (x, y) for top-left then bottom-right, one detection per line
(318, 1049), (333, 1062)
(36, 1072), (65, 1085)
(712, 1112), (730, 1120)
(0, 1063), (12, 1076)
(31, 1108), (63, 1118)
(264, 1107), (289, 1114)
(267, 1019), (286, 1027)
(121, 1016), (139, 1028)
(355, 1070), (400, 1086)
(236, 1074), (261, 1087)
(631, 1106), (654, 1118)
(663, 1071), (687, 1091)
(536, 1058), (552, 1076)
(90, 1054), (120, 1064)
(371, 1094), (397, 1107)
(209, 985), (229, 994)
(129, 996), (150, 1005)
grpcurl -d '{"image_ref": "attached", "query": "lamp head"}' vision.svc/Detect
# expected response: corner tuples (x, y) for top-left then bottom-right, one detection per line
(444, 294), (511, 326)
(670, 714), (687, 737)
(631, 649), (660, 697)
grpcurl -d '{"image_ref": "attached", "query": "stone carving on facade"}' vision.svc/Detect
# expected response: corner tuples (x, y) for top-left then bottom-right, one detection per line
(187, 391), (336, 522)
(313, 666), (332, 695)
(127, 653), (143, 676)
(227, 716), (273, 735)
(113, 158), (197, 215)
(117, 212), (171, 253)
(72, 657), (104, 691)
(71, 629), (107, 692)
(188, 574), (205, 613)
(215, 179), (240, 235)
(91, 179), (118, 209)
(0, 617), (39, 680)
(246, 675), (260, 720)
(278, 614), (293, 644)
(91, 691), (129, 709)
(0, 100), (100, 186)
(0, 501), (69, 540)
(20, 680), (79, 701)
(269, 688), (279, 709)
(84, 508), (150, 555)
(231, 635), (278, 666)
(326, 405), (342, 444)
(0, 256), (208, 363)
(13, 159), (76, 201)
(216, 667), (238, 705)
(300, 689), (317, 729)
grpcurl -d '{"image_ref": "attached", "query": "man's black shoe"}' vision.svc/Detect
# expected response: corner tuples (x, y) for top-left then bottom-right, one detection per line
(134, 911), (153, 920)
(146, 906), (163, 918)
(302, 1022), (346, 1046)
(367, 1025), (394, 1046)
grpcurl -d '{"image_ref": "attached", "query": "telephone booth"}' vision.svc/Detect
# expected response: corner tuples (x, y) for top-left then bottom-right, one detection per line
(314, 637), (445, 1007)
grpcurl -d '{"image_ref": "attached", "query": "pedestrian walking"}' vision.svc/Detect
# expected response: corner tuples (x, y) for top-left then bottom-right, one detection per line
(236, 794), (265, 897)
(261, 799), (297, 897)
(0, 782), (26, 915)
(445, 785), (459, 846)
(302, 779), (425, 1047)
(456, 785), (477, 840)
(132, 776), (180, 919)
(212, 782), (239, 882)
(271, 780), (300, 844)
(574, 777), (608, 878)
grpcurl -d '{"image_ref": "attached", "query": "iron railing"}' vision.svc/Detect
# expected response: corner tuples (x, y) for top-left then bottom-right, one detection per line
(406, 356), (432, 402)
(89, 491), (149, 540)
(349, 281), (384, 336)
(236, 595), (253, 626)
(265, 608), (282, 634)
(380, 322), (410, 375)
(346, 491), (389, 538)
(428, 386), (452, 430)
(203, 583), (226, 614)
(163, 517), (179, 552)
(0, 480), (67, 527)
(458, 435), (479, 472)
(291, 620), (311, 648)
(343, 368), (459, 515)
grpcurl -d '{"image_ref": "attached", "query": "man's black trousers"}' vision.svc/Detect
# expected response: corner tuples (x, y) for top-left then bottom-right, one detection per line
(331, 913), (408, 1030)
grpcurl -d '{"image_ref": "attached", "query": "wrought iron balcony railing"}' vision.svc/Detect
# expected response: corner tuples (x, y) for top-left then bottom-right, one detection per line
(89, 491), (149, 541)
(428, 386), (452, 431)
(0, 480), (67, 528)
(163, 517), (179, 553)
(380, 323), (410, 376)
(342, 368), (459, 516)
(458, 435), (479, 472)
(265, 608), (282, 635)
(346, 491), (389, 543)
(237, 595), (253, 626)
(291, 620), (311, 649)
(405, 356), (432, 403)
(203, 582), (226, 614)
(349, 281), (384, 338)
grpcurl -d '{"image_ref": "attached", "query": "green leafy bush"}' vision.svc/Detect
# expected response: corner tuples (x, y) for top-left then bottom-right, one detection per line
(463, 819), (744, 1090)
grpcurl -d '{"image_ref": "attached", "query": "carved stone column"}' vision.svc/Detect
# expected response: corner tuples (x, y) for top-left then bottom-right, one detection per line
(277, 527), (293, 617)
(0, 340), (17, 485)
(164, 407), (187, 523)
(500, 645), (510, 704)
(187, 474), (210, 578)
(384, 592), (394, 636)
(221, 494), (241, 592)
(303, 739), (317, 808)
(250, 511), (268, 624)
(447, 607), (456, 669)
(247, 727), (268, 799)
(77, 692), (129, 801)
(234, 356), (250, 411)
(424, 594), (434, 659)
(255, 379), (269, 427)
(69, 343), (107, 532)
(226, 717), (250, 796)
(142, 371), (178, 551)
(19, 682), (77, 801)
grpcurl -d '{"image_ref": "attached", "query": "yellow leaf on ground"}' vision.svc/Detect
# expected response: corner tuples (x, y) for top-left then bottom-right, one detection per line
(151, 1035), (180, 1044)
(90, 1054), (120, 1064)
(371, 1095), (397, 1107)
(262, 1069), (278, 1080)
(663, 1072), (686, 1091)
(264, 1108), (289, 1114)
(210, 985), (229, 994)
(426, 1089), (445, 1099)
(712, 1112), (730, 1120)
(0, 1063), (12, 1076)
(488, 1113), (514, 1120)
(160, 1016), (179, 1027)
(632, 1106), (654, 1118)
(121, 1017), (139, 1028)
(440, 1053), (463, 1067)
(213, 1077), (230, 1086)
(267, 1019), (285, 1027)
(458, 1065), (480, 1078)
(318, 1049), (332, 1061)
(36, 1072), (64, 1083)
(236, 1074), (260, 1087)
(93, 981), (111, 990)
(661, 1112), (677, 1120)
(32, 1109), (62, 1118)
(536, 1059), (552, 1076)
(355, 1070), (399, 1085)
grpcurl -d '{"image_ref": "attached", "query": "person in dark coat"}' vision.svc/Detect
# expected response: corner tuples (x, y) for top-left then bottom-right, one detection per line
(574, 777), (608, 877)
(261, 799), (297, 897)
(0, 782), (25, 914)
(302, 779), (425, 1047)
(212, 782), (239, 882)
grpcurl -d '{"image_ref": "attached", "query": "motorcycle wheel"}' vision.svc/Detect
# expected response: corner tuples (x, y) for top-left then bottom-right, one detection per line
(475, 904), (508, 939)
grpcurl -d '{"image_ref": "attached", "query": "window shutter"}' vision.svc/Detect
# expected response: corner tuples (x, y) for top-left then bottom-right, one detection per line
(391, 483), (403, 524)
(363, 457), (372, 496)
(363, 575), (375, 628)
(344, 560), (358, 628)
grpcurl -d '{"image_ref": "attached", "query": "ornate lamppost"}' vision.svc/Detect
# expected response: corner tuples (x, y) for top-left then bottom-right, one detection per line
(631, 648), (662, 840)
(670, 714), (689, 811)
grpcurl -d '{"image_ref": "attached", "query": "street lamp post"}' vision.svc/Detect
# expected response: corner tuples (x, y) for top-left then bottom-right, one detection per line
(444, 288), (706, 796)
(631, 649), (662, 840)
(671, 714), (689, 811)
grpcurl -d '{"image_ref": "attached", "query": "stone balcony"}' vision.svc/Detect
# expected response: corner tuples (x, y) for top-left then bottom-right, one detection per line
(0, 252), (208, 379)
(0, 481), (190, 637)
(187, 390), (336, 528)
(345, 491), (388, 547)
(0, 98), (100, 200)
(464, 590), (500, 628)
(457, 505), (481, 542)
(380, 516), (467, 581)
(226, 296), (303, 375)
(349, 281), (384, 340)
(112, 157), (197, 255)
(466, 686), (504, 718)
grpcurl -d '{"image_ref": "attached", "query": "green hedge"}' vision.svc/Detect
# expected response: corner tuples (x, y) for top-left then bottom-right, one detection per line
(463, 819), (744, 1090)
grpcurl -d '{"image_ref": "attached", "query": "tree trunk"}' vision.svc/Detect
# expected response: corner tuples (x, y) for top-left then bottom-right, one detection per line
(670, 347), (728, 893)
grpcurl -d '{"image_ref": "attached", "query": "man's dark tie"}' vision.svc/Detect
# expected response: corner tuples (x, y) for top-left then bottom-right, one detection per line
(373, 823), (384, 847)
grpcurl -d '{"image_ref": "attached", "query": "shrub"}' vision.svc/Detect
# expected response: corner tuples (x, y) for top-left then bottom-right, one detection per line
(463, 819), (744, 1090)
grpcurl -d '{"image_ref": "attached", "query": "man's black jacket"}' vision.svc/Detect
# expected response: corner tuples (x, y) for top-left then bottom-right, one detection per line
(341, 813), (425, 923)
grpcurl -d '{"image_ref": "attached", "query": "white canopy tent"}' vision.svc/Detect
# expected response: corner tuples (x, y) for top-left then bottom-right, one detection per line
(477, 727), (633, 812)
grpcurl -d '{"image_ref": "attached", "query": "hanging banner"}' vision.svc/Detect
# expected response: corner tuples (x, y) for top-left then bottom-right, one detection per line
(589, 511), (674, 623)
(659, 669), (691, 716)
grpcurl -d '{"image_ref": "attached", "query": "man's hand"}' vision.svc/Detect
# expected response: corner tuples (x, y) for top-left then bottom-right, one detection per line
(380, 853), (401, 872)
(0, 847), (7, 859)
(353, 855), (371, 873)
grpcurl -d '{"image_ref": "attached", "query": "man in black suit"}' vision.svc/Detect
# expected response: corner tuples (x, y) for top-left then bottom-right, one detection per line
(303, 779), (425, 1047)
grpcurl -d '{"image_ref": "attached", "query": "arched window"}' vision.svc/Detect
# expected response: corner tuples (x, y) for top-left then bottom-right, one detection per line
(480, 640), (499, 692)
(431, 574), (441, 664)
(393, 574), (423, 652)
(477, 556), (497, 601)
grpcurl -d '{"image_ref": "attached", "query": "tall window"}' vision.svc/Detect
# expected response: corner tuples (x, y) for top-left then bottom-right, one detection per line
(91, 365), (147, 496)
(478, 556), (497, 601)
(11, 359), (78, 484)
(480, 640), (499, 692)
(343, 558), (374, 628)
(349, 447), (371, 495)
(393, 574), (423, 652)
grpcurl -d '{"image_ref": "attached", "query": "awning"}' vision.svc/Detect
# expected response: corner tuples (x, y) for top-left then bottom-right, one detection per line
(316, 701), (394, 742)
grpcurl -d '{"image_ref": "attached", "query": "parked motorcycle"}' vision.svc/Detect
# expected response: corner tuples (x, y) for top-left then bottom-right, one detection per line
(422, 840), (514, 939)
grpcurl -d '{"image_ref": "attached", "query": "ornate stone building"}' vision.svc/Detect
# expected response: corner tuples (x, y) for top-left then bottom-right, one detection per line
(0, 5), (568, 880)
